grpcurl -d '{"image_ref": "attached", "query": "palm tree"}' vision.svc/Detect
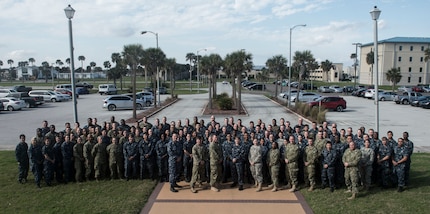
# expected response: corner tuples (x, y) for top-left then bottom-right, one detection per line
(185, 52), (196, 90)
(224, 50), (253, 114)
(78, 55), (85, 73)
(366, 51), (374, 85)
(200, 54), (223, 109)
(29, 58), (35, 66)
(0, 60), (3, 82)
(122, 44), (145, 119)
(41, 61), (50, 83)
(292, 50), (317, 102)
(7, 59), (14, 68)
(111, 52), (127, 90)
(320, 59), (334, 82)
(266, 55), (287, 99)
(164, 58), (177, 98)
(141, 47), (166, 106)
(386, 68), (402, 92)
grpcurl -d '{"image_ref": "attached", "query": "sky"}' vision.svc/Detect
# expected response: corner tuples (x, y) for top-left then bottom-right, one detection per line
(1, 0), (429, 69)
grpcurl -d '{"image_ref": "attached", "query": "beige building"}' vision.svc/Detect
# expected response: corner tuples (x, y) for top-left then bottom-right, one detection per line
(359, 37), (430, 86)
(310, 63), (344, 82)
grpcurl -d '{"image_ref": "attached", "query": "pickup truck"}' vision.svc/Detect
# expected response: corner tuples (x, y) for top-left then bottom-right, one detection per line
(12, 85), (33, 92)
(393, 92), (423, 104)
(7, 92), (44, 108)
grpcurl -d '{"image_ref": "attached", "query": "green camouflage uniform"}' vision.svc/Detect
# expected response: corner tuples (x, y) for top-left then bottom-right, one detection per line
(190, 143), (208, 186)
(268, 148), (280, 188)
(107, 142), (124, 179)
(249, 145), (263, 183)
(359, 147), (374, 188)
(285, 143), (300, 187)
(303, 145), (318, 187)
(343, 148), (362, 193)
(209, 141), (223, 187)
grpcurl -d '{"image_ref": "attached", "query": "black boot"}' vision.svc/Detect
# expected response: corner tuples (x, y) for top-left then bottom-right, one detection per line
(230, 182), (238, 188)
(238, 185), (244, 191)
(174, 183), (183, 188)
(170, 185), (178, 192)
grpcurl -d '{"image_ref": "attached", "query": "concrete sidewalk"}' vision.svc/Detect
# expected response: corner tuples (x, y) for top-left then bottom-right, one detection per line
(141, 181), (313, 214)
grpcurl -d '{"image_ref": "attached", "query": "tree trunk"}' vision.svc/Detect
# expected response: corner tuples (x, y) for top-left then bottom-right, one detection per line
(132, 66), (137, 119)
(209, 74), (213, 109)
(213, 73), (217, 97)
(275, 75), (279, 99)
(232, 76), (236, 99)
(237, 75), (242, 114)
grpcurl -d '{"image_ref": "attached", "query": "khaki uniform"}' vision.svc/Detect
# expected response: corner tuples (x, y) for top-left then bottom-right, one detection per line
(303, 145), (318, 187)
(268, 148), (280, 188)
(285, 143), (299, 187)
(343, 148), (361, 193)
(209, 142), (223, 187)
(190, 144), (208, 186)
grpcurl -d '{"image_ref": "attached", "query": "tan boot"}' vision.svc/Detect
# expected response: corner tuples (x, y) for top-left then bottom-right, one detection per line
(348, 193), (356, 200)
(256, 182), (262, 192)
(268, 184), (274, 189)
(308, 185), (314, 192)
(190, 184), (197, 193)
(271, 186), (278, 192)
(211, 186), (220, 192)
(344, 189), (352, 193)
(254, 180), (258, 188)
(289, 185), (297, 192)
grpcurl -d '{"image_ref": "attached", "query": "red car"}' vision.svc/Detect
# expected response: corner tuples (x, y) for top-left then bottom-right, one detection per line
(308, 96), (347, 112)
(412, 86), (424, 92)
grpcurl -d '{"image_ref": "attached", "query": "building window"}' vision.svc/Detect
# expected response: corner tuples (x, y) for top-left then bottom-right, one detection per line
(408, 77), (411, 83)
(422, 46), (425, 51)
(420, 67), (423, 72)
(399, 46), (403, 51)
(398, 57), (402, 62)
(421, 57), (424, 62)
(419, 77), (422, 83)
(409, 57), (412, 62)
(410, 46), (413, 51)
(398, 67), (401, 72)
(409, 67), (412, 72)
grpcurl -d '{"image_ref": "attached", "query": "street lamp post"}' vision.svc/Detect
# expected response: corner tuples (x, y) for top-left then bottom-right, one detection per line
(141, 31), (160, 106)
(352, 43), (362, 89)
(64, 5), (78, 123)
(288, 24), (306, 108)
(196, 48), (207, 93)
(370, 6), (381, 133)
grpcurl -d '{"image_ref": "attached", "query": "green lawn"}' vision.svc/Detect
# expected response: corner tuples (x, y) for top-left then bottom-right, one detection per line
(1, 151), (428, 213)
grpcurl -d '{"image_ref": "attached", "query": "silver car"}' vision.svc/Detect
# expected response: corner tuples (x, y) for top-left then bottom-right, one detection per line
(0, 97), (26, 111)
(375, 91), (397, 101)
(329, 85), (343, 93)
(103, 95), (145, 111)
(290, 92), (321, 102)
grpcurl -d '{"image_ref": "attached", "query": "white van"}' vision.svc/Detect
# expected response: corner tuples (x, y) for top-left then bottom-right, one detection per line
(55, 84), (72, 90)
(98, 84), (117, 95)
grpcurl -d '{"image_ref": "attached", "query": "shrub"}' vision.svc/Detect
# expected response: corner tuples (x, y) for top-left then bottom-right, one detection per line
(217, 97), (233, 110)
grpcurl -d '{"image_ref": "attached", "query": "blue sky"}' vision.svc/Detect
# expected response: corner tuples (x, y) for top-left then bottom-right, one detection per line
(1, 0), (429, 69)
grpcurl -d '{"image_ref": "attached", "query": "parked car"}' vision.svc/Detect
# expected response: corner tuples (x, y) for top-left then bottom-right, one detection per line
(0, 101), (3, 112)
(421, 100), (430, 109)
(55, 84), (72, 90)
(290, 92), (321, 102)
(0, 88), (19, 97)
(411, 96), (430, 107)
(53, 91), (70, 101)
(364, 89), (384, 99)
(55, 88), (79, 99)
(123, 93), (152, 106)
(329, 85), (343, 93)
(76, 82), (94, 89)
(351, 88), (366, 97)
(0, 97), (26, 111)
(308, 96), (347, 112)
(103, 95), (145, 111)
(248, 84), (266, 91)
(29, 90), (64, 102)
(6, 92), (44, 108)
(98, 84), (117, 95)
(343, 86), (355, 93)
(397, 86), (412, 93)
(143, 87), (153, 92)
(318, 86), (333, 93)
(422, 86), (430, 92)
(157, 87), (168, 94)
(375, 91), (397, 101)
(222, 80), (229, 85)
(279, 90), (302, 99)
(394, 92), (423, 104)
(242, 81), (256, 88)
(76, 87), (90, 95)
(412, 86), (424, 92)
(11, 85), (32, 93)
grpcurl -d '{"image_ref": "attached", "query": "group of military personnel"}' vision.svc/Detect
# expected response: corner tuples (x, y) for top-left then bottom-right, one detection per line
(15, 115), (413, 199)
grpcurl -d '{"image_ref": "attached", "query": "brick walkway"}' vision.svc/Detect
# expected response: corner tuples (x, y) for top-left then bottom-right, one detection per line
(141, 181), (313, 214)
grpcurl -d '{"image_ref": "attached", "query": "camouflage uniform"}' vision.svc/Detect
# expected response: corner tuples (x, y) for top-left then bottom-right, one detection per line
(183, 138), (195, 182)
(15, 141), (29, 183)
(321, 148), (337, 189)
(73, 142), (85, 182)
(107, 141), (124, 179)
(92, 142), (108, 180)
(343, 148), (361, 193)
(249, 145), (263, 184)
(156, 138), (169, 182)
(190, 143), (208, 187)
(268, 147), (280, 189)
(139, 139), (155, 179)
(28, 143), (44, 187)
(285, 143), (300, 188)
(393, 144), (408, 188)
(61, 141), (74, 183)
(209, 141), (223, 187)
(377, 143), (392, 187)
(231, 143), (245, 186)
(83, 140), (95, 180)
(221, 139), (233, 182)
(167, 137), (183, 188)
(359, 147), (374, 188)
(123, 140), (139, 180)
(42, 142), (55, 185)
(303, 145), (318, 188)
(403, 139), (413, 186)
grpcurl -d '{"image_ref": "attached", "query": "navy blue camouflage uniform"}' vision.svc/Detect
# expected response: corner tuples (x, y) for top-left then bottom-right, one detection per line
(321, 148), (337, 189)
(15, 142), (29, 183)
(28, 143), (44, 187)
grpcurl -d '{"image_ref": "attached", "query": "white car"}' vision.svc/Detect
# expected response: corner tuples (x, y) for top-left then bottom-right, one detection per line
(329, 85), (343, 93)
(53, 91), (70, 101)
(29, 90), (64, 102)
(422, 86), (430, 92)
(103, 95), (146, 111)
(364, 89), (384, 99)
(0, 97), (26, 111)
(279, 90), (302, 99)
(290, 92), (321, 102)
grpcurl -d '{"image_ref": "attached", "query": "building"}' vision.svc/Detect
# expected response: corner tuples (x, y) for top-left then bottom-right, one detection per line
(359, 37), (430, 86)
(310, 63), (344, 82)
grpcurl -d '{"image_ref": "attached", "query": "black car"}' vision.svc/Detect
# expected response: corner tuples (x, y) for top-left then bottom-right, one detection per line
(248, 84), (266, 91)
(352, 88), (366, 97)
(76, 82), (93, 89)
(76, 87), (90, 95)
(343, 86), (355, 93)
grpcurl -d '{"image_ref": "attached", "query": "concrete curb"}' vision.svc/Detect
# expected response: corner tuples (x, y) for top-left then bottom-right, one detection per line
(266, 97), (313, 124)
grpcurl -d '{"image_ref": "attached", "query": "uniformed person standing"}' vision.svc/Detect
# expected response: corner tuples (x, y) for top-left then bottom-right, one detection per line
(183, 133), (195, 182)
(167, 133), (183, 192)
(209, 134), (223, 192)
(231, 137), (245, 191)
(285, 135), (300, 192)
(106, 137), (124, 179)
(73, 137), (85, 182)
(190, 136), (208, 193)
(92, 136), (108, 181)
(321, 141), (337, 192)
(402, 132), (413, 186)
(83, 135), (95, 181)
(343, 141), (362, 200)
(249, 139), (263, 192)
(392, 138), (408, 192)
(42, 138), (55, 186)
(221, 134), (233, 183)
(15, 134), (29, 184)
(156, 133), (169, 182)
(139, 133), (155, 180)
(268, 141), (280, 192)
(61, 135), (74, 184)
(359, 140), (374, 191)
(377, 137), (392, 188)
(123, 134), (139, 180)
(28, 137), (44, 188)
(304, 138), (318, 191)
